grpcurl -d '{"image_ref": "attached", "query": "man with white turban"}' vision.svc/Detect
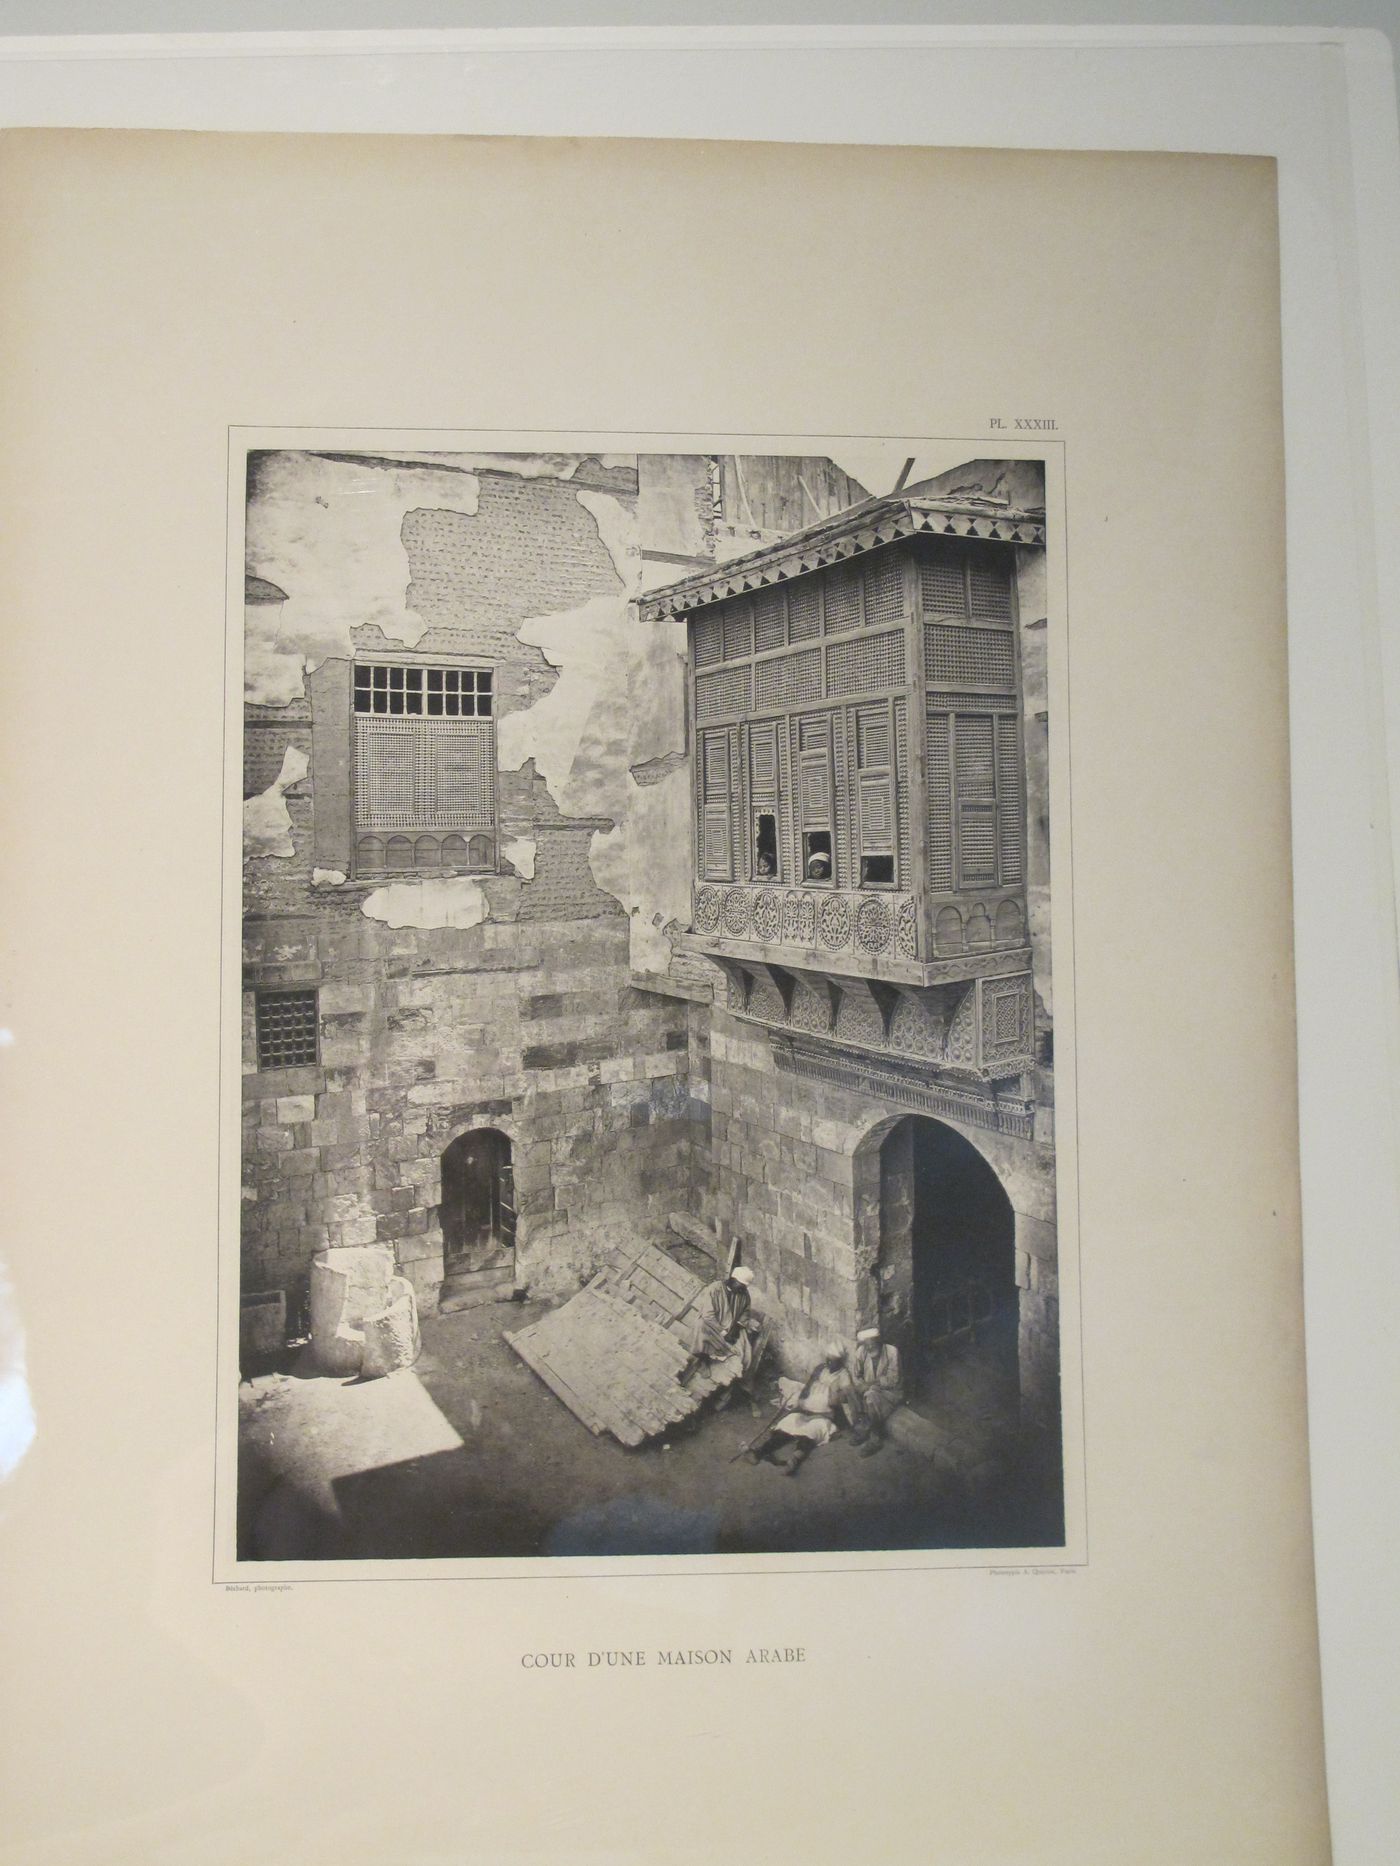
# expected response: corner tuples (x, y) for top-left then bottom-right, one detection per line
(679, 1263), (757, 1385)
(845, 1324), (903, 1456)
(746, 1341), (854, 1477)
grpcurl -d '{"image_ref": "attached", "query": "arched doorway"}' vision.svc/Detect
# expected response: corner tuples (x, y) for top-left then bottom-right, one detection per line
(440, 1128), (516, 1278)
(878, 1115), (1017, 1405)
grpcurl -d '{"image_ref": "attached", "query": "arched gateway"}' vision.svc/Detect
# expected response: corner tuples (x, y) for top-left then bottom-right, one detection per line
(872, 1114), (1019, 1404)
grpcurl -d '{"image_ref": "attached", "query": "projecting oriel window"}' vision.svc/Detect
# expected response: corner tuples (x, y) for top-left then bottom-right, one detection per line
(255, 989), (319, 1070)
(353, 663), (493, 717)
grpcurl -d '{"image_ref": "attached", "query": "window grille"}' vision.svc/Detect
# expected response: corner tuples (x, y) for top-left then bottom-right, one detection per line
(694, 613), (724, 668)
(788, 580), (821, 642)
(920, 557), (966, 617)
(255, 989), (319, 1070)
(722, 601), (753, 662)
(354, 716), (495, 831)
(863, 554), (906, 629)
(823, 565), (861, 634)
(353, 662), (492, 717)
(755, 647), (822, 711)
(695, 664), (752, 722)
(753, 588), (787, 653)
(827, 629), (905, 697)
(923, 624), (1014, 690)
(969, 561), (1013, 620)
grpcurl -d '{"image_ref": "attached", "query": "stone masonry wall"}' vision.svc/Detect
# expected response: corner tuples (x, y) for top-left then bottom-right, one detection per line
(691, 1005), (1059, 1426)
(242, 913), (694, 1312)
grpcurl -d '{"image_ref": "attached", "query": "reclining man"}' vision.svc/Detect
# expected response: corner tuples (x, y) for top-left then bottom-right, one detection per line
(744, 1341), (854, 1476)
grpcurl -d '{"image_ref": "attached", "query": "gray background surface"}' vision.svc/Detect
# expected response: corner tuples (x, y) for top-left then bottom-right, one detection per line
(0, 3), (1394, 131)
(0, 0), (1394, 43)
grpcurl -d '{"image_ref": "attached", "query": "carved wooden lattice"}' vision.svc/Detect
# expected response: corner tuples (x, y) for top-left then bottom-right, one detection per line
(695, 664), (751, 723)
(920, 555), (965, 617)
(788, 578), (821, 641)
(924, 625), (1014, 689)
(755, 647), (822, 712)
(827, 629), (905, 698)
(862, 553), (906, 629)
(753, 587), (787, 653)
(354, 716), (494, 833)
(722, 600), (753, 661)
(824, 564), (861, 634)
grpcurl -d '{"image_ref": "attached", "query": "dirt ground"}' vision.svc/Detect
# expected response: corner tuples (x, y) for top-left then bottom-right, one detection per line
(237, 1297), (1063, 1561)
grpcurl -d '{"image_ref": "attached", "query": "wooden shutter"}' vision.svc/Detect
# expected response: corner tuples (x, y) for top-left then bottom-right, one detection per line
(856, 704), (895, 868)
(430, 722), (495, 829)
(858, 772), (895, 853)
(995, 714), (1024, 884)
(926, 711), (954, 890)
(799, 750), (831, 825)
(727, 728), (746, 878)
(700, 730), (733, 880)
(797, 713), (834, 881)
(894, 698), (911, 881)
(954, 714), (999, 886)
(749, 721), (779, 806)
(355, 720), (417, 827)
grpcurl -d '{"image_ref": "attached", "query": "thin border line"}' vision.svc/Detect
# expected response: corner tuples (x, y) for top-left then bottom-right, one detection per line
(217, 427), (1080, 1586)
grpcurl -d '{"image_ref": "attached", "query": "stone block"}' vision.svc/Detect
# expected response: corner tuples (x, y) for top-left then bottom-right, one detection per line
(308, 1243), (396, 1375)
(360, 1279), (421, 1379)
(340, 1215), (379, 1247)
(239, 1289), (286, 1365)
(256, 1127), (293, 1152)
(275, 1094), (316, 1124)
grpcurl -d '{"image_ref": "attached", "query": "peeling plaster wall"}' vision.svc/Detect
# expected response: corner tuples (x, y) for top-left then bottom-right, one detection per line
(243, 745), (309, 860)
(242, 454), (700, 1317)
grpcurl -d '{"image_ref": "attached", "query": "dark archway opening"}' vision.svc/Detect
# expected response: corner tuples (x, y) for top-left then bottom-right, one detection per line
(440, 1128), (516, 1278)
(879, 1115), (1018, 1411)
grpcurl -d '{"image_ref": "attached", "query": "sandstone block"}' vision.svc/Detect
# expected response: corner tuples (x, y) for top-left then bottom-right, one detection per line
(276, 1094), (316, 1124)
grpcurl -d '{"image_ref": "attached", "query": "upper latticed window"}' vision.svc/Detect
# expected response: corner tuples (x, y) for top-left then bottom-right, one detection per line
(353, 663), (493, 717)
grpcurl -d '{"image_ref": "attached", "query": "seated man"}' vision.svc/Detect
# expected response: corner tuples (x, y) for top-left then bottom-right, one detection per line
(746, 1342), (853, 1476)
(679, 1264), (757, 1386)
(844, 1324), (903, 1456)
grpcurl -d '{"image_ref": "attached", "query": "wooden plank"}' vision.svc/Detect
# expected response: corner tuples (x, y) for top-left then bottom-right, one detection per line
(506, 1329), (606, 1436)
